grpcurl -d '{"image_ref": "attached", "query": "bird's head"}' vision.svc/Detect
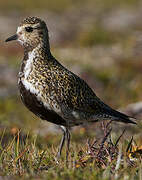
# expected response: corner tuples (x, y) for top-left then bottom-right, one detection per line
(5, 17), (49, 50)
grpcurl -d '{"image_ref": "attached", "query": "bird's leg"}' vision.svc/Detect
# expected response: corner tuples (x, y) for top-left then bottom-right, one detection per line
(66, 128), (71, 162)
(56, 126), (71, 162)
(57, 126), (66, 159)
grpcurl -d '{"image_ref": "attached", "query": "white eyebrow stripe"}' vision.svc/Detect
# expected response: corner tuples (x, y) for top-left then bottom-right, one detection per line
(17, 26), (23, 33)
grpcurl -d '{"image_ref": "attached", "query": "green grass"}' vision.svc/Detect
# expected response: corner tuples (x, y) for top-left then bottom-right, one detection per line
(0, 123), (141, 179)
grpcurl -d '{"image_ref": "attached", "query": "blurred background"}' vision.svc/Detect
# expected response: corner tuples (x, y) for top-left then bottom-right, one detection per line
(0, 0), (142, 142)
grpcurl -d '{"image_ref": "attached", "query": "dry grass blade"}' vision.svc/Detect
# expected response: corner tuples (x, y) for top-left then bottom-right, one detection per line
(36, 150), (46, 172)
(97, 127), (112, 157)
(115, 129), (126, 147)
(126, 136), (133, 153)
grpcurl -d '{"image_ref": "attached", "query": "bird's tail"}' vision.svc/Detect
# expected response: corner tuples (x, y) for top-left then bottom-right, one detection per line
(105, 107), (137, 124)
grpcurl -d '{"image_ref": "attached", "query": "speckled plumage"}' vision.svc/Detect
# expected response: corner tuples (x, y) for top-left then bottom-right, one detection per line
(5, 17), (136, 158)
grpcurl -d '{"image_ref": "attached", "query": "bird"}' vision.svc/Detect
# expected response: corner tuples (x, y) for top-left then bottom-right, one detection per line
(5, 16), (136, 159)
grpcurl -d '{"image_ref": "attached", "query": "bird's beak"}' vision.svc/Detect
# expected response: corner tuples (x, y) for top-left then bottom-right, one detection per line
(5, 34), (18, 42)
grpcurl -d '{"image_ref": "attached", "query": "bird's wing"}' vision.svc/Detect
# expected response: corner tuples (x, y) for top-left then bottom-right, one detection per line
(56, 72), (106, 115)
(53, 71), (136, 124)
(44, 60), (136, 124)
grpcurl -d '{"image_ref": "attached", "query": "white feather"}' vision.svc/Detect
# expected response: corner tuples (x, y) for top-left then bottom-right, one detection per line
(72, 111), (80, 119)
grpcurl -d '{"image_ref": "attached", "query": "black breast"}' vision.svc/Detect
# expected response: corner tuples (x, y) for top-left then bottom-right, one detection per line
(18, 80), (67, 126)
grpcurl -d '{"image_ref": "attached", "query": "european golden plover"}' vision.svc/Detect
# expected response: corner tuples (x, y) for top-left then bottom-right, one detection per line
(5, 17), (136, 159)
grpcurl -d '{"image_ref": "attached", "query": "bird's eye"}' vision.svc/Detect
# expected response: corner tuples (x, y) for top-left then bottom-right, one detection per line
(25, 27), (33, 32)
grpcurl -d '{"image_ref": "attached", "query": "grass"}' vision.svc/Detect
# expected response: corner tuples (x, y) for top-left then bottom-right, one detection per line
(0, 122), (141, 179)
